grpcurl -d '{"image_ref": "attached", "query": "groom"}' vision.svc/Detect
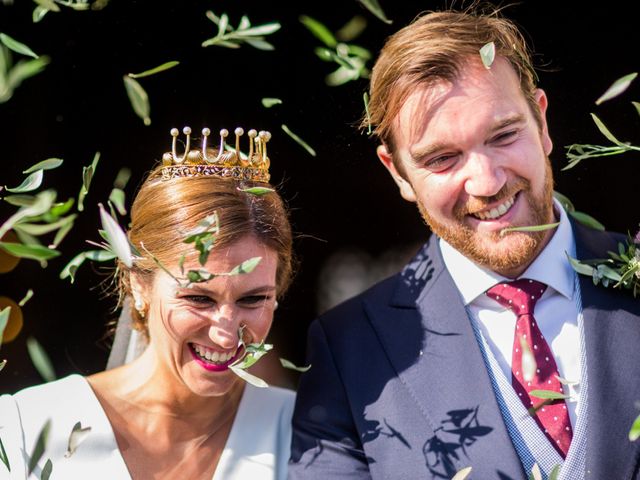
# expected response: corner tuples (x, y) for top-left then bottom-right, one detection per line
(289, 8), (640, 480)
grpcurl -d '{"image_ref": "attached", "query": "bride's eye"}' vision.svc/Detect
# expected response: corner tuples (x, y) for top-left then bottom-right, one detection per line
(238, 295), (270, 307)
(183, 295), (214, 305)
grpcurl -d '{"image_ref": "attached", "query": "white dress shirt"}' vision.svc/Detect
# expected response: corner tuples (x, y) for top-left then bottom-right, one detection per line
(439, 202), (582, 427)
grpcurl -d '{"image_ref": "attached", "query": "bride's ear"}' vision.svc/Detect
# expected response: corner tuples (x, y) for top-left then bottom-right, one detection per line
(130, 273), (149, 315)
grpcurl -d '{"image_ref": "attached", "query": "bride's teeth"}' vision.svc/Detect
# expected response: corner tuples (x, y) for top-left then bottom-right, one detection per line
(211, 351), (220, 362)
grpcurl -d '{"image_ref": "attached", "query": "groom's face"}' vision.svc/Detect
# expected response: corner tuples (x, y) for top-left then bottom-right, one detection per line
(377, 57), (555, 278)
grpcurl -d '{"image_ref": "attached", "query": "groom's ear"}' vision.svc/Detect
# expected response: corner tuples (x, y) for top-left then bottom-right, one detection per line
(377, 144), (417, 203)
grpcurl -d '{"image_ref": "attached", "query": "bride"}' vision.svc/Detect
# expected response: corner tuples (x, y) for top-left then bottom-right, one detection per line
(0, 127), (295, 479)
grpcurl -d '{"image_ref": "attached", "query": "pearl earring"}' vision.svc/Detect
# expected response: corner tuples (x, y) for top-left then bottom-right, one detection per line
(134, 298), (146, 318)
(274, 301), (279, 311)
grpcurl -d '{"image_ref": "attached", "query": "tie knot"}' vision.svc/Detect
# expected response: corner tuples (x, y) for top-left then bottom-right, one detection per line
(485, 278), (547, 316)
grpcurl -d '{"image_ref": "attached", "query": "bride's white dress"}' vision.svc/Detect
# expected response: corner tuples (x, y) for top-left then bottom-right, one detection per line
(0, 375), (294, 480)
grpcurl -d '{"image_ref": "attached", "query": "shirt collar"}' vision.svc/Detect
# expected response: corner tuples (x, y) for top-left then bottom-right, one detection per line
(440, 198), (576, 305)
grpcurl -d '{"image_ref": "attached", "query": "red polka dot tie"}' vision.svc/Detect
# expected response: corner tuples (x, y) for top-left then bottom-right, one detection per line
(486, 278), (573, 458)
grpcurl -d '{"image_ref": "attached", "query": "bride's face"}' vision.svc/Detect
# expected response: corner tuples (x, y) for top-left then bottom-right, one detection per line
(142, 235), (279, 398)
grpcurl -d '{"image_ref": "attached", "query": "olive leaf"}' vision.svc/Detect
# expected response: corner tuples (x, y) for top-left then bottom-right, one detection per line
(0, 190), (56, 239)
(238, 187), (275, 196)
(183, 214), (219, 266)
(357, 0), (392, 24)
(228, 365), (269, 388)
(529, 389), (571, 400)
(336, 16), (367, 42)
(128, 60), (179, 79)
(279, 358), (311, 372)
(41, 459), (52, 480)
(595, 72), (637, 105)
(529, 463), (543, 480)
(0, 33), (39, 59)
(261, 97), (282, 108)
(281, 124), (316, 156)
(202, 12), (280, 50)
(479, 42), (495, 69)
(549, 465), (561, 480)
(0, 359), (6, 372)
(123, 76), (150, 126)
(519, 336), (536, 382)
(113, 167), (131, 190)
(5, 169), (43, 193)
(227, 256), (261, 275)
(65, 422), (92, 457)
(19, 289), (34, 307)
(27, 337), (56, 382)
(451, 466), (472, 480)
(59, 249), (117, 283)
(0, 306), (10, 345)
(500, 222), (560, 236)
(23, 158), (63, 174)
(0, 242), (60, 261)
(27, 419), (51, 475)
(99, 203), (132, 268)
(299, 15), (337, 47)
(109, 188), (126, 216)
(77, 152), (100, 212)
(630, 413), (640, 441)
(0, 435), (9, 472)
(555, 375), (578, 386)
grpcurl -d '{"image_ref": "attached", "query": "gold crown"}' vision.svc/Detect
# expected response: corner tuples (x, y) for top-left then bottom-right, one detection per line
(160, 126), (271, 183)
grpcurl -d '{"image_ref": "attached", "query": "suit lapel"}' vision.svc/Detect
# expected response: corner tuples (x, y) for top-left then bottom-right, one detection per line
(365, 238), (524, 478)
(574, 223), (640, 478)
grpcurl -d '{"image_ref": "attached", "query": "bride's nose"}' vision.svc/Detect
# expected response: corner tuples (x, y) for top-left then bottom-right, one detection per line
(207, 304), (241, 349)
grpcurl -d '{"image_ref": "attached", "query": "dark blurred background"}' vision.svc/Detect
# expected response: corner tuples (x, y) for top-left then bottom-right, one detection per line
(1, 1), (638, 393)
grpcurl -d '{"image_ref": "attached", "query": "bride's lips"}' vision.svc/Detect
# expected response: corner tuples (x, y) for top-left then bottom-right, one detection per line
(188, 342), (245, 372)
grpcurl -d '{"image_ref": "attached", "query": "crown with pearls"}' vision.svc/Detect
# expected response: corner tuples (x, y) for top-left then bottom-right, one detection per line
(160, 126), (271, 183)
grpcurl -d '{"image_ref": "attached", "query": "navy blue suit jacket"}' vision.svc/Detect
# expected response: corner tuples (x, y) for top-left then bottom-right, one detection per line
(289, 223), (640, 479)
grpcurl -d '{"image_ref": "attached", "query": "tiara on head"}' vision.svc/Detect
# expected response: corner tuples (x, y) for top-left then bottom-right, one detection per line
(160, 126), (271, 183)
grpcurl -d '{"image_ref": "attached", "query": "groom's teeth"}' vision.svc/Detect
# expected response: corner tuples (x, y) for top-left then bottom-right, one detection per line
(474, 196), (514, 220)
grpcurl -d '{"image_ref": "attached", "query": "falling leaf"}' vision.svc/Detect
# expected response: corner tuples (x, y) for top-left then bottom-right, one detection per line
(281, 124), (316, 156)
(568, 210), (605, 231)
(33, 0), (60, 12)
(451, 466), (472, 480)
(229, 365), (268, 388)
(65, 422), (92, 457)
(336, 15), (367, 42)
(630, 413), (640, 441)
(59, 249), (117, 283)
(529, 389), (571, 400)
(549, 465), (561, 480)
(5, 170), (43, 193)
(77, 152), (100, 212)
(595, 72), (637, 105)
(357, 0), (392, 24)
(27, 419), (51, 474)
(23, 158), (63, 174)
(261, 97), (282, 108)
(0, 359), (6, 372)
(566, 254), (596, 277)
(530, 463), (543, 480)
(113, 167), (131, 189)
(500, 222), (559, 236)
(0, 242), (60, 261)
(0, 436), (10, 472)
(123, 76), (151, 126)
(0, 33), (39, 59)
(128, 60), (180, 79)
(0, 190), (56, 240)
(479, 42), (495, 69)
(41, 459), (52, 480)
(32, 6), (51, 23)
(280, 358), (311, 372)
(228, 256), (261, 275)
(26, 337), (56, 382)
(99, 203), (132, 268)
(555, 375), (578, 386)
(299, 15), (337, 48)
(0, 306), (10, 345)
(109, 188), (127, 216)
(18, 289), (33, 307)
(590, 113), (623, 145)
(238, 187), (274, 196)
(519, 336), (536, 382)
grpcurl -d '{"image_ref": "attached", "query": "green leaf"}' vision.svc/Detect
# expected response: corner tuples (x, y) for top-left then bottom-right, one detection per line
(65, 422), (91, 458)
(99, 203), (132, 268)
(0, 242), (60, 261)
(78, 152), (100, 212)
(49, 198), (75, 218)
(6, 56), (49, 89)
(451, 466), (472, 480)
(630, 413), (640, 441)
(567, 254), (596, 276)
(336, 15), (367, 42)
(548, 464), (561, 480)
(19, 289), (34, 307)
(14, 214), (77, 236)
(238, 186), (274, 196)
(500, 222), (560, 236)
(590, 113), (623, 145)
(633, 101), (640, 117)
(555, 375), (578, 386)
(128, 60), (179, 79)
(3, 194), (36, 207)
(32, 6), (51, 23)
(519, 336), (536, 382)
(59, 249), (116, 283)
(41, 458), (52, 480)
(552, 190), (575, 213)
(0, 190), (56, 239)
(109, 188), (127, 216)
(0, 33), (39, 59)
(229, 365), (268, 388)
(0, 306), (10, 345)
(0, 359), (6, 372)
(0, 435), (10, 472)
(280, 358), (311, 372)
(114, 167), (131, 189)
(357, 0), (392, 24)
(595, 72), (637, 105)
(27, 337), (56, 383)
(529, 389), (571, 400)
(281, 124), (316, 157)
(232, 342), (273, 370)
(299, 15), (338, 47)
(243, 38), (275, 51)
(5, 169), (43, 193)
(479, 42), (495, 69)
(235, 23), (281, 37)
(27, 419), (51, 474)
(34, 0), (60, 12)
(50, 215), (75, 248)
(23, 158), (63, 174)
(123, 76), (151, 126)
(261, 97), (282, 108)
(228, 256), (261, 275)
(568, 210), (605, 231)
(529, 463), (543, 480)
